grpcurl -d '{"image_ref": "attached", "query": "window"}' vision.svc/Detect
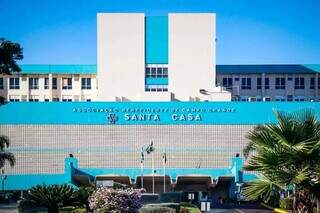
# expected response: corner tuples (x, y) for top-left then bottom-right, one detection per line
(145, 68), (151, 78)
(29, 96), (39, 102)
(0, 78), (3, 89)
(288, 77), (293, 81)
(294, 77), (305, 89)
(86, 99), (91, 102)
(163, 68), (168, 77)
(44, 99), (50, 102)
(29, 78), (39, 89)
(151, 68), (156, 78)
(52, 78), (57, 89)
(310, 77), (315, 89)
(234, 77), (239, 81)
(9, 95), (19, 102)
(52, 97), (59, 102)
(9, 77), (20, 89)
(222, 77), (232, 89)
(62, 98), (72, 102)
(318, 77), (320, 89)
(287, 95), (293, 102)
(275, 77), (285, 89)
(44, 78), (49, 89)
(62, 78), (72, 90)
(81, 78), (91, 89)
(257, 77), (262, 89)
(265, 78), (270, 89)
(241, 77), (251, 89)
(145, 66), (168, 78)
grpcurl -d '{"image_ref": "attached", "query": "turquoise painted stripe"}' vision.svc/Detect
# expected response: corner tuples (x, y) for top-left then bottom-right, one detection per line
(0, 102), (319, 125)
(19, 64), (96, 74)
(146, 16), (168, 64)
(145, 77), (168, 85)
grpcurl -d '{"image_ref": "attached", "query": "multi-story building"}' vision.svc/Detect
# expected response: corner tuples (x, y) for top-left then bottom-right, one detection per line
(1, 13), (320, 202)
(1, 64), (319, 102)
(217, 64), (320, 102)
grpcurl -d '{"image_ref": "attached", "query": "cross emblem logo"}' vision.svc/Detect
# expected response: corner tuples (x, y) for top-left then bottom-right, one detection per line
(107, 113), (118, 124)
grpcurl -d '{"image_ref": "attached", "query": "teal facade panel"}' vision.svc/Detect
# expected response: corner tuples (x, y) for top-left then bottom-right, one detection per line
(0, 102), (319, 125)
(145, 16), (168, 64)
(145, 78), (168, 85)
(19, 64), (97, 74)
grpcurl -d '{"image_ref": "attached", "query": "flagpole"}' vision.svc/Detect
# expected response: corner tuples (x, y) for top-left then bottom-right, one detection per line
(163, 158), (166, 193)
(141, 159), (144, 189)
(141, 147), (144, 189)
(152, 150), (155, 194)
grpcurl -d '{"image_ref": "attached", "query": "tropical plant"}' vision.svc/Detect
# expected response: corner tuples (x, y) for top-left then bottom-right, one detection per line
(88, 187), (142, 213)
(0, 135), (15, 170)
(26, 184), (80, 213)
(242, 109), (320, 212)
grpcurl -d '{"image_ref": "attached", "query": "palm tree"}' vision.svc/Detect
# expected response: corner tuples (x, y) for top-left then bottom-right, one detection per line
(242, 109), (320, 213)
(0, 135), (15, 169)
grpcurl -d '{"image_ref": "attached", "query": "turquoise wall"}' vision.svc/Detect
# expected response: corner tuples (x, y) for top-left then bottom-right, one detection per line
(145, 16), (168, 64)
(0, 102), (319, 125)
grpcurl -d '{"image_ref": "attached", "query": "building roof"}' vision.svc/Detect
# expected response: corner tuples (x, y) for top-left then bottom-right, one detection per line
(18, 64), (320, 75)
(19, 64), (96, 74)
(216, 64), (320, 74)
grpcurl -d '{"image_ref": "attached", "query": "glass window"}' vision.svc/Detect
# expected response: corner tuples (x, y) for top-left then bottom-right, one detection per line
(145, 85), (168, 92)
(222, 77), (232, 89)
(275, 77), (285, 89)
(151, 68), (156, 78)
(81, 78), (91, 89)
(29, 98), (39, 102)
(0, 78), (3, 89)
(241, 77), (251, 89)
(44, 78), (49, 89)
(318, 77), (320, 89)
(163, 68), (168, 77)
(310, 77), (315, 89)
(52, 78), (58, 89)
(294, 77), (305, 89)
(9, 77), (20, 89)
(265, 78), (270, 89)
(62, 78), (72, 90)
(145, 68), (151, 78)
(29, 78), (39, 90)
(257, 77), (262, 89)
(52, 97), (59, 102)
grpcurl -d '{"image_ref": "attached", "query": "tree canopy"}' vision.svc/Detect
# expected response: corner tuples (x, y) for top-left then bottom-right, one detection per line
(0, 38), (23, 75)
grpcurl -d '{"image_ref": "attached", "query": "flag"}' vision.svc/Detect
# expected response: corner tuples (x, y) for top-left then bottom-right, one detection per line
(146, 141), (154, 154)
(141, 148), (144, 164)
(162, 152), (167, 165)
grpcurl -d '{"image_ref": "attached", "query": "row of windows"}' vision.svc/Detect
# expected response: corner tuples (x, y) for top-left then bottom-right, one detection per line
(234, 95), (318, 102)
(0, 77), (92, 90)
(8, 97), (92, 102)
(145, 85), (168, 92)
(145, 67), (168, 78)
(222, 77), (320, 90)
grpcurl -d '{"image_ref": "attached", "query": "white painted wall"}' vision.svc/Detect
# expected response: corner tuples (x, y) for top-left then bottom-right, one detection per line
(97, 13), (145, 101)
(168, 13), (216, 101)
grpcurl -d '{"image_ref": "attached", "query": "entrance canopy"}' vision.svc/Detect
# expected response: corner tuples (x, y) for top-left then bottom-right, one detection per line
(175, 175), (214, 192)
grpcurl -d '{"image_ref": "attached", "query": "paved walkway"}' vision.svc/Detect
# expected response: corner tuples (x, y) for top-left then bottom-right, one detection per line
(0, 204), (18, 213)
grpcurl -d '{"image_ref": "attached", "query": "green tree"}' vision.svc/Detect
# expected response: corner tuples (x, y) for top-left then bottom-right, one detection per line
(0, 135), (15, 169)
(0, 38), (23, 75)
(242, 109), (320, 212)
(0, 38), (23, 104)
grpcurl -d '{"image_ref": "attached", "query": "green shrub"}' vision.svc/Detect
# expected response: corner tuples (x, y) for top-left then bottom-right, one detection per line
(180, 202), (198, 208)
(279, 197), (293, 210)
(26, 184), (79, 213)
(144, 203), (180, 213)
(140, 206), (175, 213)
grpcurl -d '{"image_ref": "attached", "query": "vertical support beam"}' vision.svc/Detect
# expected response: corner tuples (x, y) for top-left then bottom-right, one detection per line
(64, 157), (78, 183)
